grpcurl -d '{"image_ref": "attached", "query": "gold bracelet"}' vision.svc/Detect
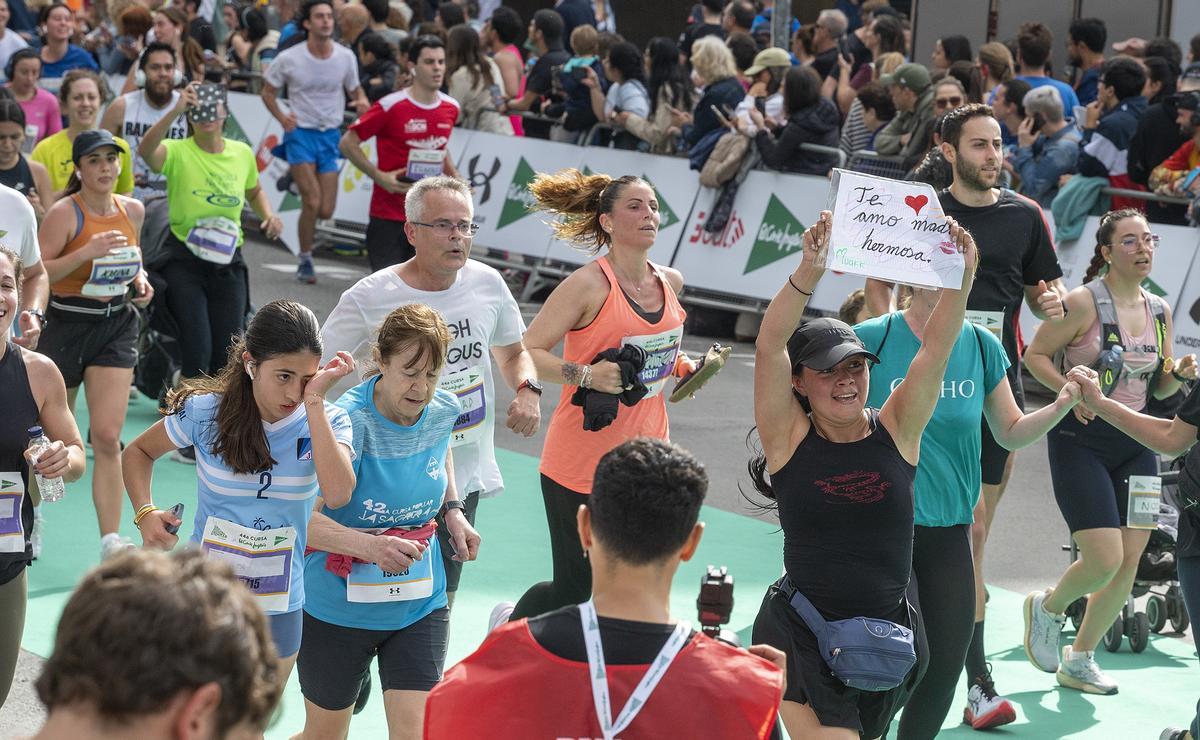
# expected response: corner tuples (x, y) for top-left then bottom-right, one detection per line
(133, 504), (159, 528)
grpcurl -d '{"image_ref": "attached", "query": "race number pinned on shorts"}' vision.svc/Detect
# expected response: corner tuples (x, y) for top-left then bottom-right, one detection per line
(965, 310), (1004, 341)
(82, 247), (142, 297)
(0, 473), (25, 554)
(185, 216), (240, 264)
(1127, 475), (1162, 530)
(346, 554), (434, 602)
(406, 149), (445, 181)
(439, 365), (487, 447)
(621, 327), (683, 398)
(201, 516), (295, 612)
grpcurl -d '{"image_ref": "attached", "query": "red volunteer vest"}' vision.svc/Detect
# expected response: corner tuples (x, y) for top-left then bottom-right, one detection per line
(424, 619), (783, 739)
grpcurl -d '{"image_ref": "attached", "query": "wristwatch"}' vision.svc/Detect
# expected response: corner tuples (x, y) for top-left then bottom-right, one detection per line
(440, 499), (467, 517)
(517, 378), (544, 396)
(26, 307), (46, 328)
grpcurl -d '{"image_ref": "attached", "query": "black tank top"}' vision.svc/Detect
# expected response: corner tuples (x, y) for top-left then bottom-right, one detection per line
(0, 342), (39, 584)
(771, 408), (915, 621)
(0, 156), (36, 196)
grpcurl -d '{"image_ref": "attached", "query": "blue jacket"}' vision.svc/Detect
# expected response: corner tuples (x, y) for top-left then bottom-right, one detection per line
(1011, 122), (1082, 208)
(684, 76), (746, 148)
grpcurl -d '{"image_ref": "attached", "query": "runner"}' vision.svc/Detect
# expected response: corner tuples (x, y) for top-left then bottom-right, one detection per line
(6, 49), (62, 155)
(299, 304), (480, 738)
(0, 245), (84, 707)
(750, 210), (975, 740)
(867, 102), (1067, 710)
(0, 99), (52, 219)
(263, 0), (368, 284)
(138, 82), (283, 391)
(320, 175), (539, 609)
(501, 169), (714, 623)
(121, 299), (357, 680)
(426, 438), (786, 739)
(854, 285), (1088, 734)
(1065, 364), (1199, 739)
(1023, 209), (1196, 694)
(100, 42), (188, 202)
(37, 129), (151, 560)
(31, 70), (136, 200)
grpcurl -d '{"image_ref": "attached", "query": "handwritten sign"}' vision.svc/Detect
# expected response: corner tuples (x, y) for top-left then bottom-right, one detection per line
(825, 169), (964, 289)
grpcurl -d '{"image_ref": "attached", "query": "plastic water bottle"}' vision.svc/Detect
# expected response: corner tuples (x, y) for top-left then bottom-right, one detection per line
(26, 426), (64, 502)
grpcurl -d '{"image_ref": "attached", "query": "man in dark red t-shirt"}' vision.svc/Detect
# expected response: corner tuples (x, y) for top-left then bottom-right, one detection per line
(340, 35), (461, 271)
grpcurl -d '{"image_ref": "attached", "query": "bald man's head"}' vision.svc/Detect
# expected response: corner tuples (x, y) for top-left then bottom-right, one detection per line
(339, 3), (369, 43)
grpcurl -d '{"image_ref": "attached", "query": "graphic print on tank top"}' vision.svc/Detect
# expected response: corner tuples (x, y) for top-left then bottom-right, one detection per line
(813, 470), (893, 504)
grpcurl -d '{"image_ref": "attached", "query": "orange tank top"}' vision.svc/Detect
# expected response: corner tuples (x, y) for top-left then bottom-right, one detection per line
(539, 256), (687, 493)
(51, 194), (141, 300)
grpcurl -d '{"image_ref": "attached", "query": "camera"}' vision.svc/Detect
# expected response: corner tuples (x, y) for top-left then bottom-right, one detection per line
(697, 565), (736, 644)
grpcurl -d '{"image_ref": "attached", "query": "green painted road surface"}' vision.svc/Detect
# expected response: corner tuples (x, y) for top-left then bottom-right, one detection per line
(15, 395), (1199, 738)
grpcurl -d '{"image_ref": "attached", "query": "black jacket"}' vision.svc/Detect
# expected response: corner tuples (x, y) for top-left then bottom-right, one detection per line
(685, 76), (746, 148)
(556, 0), (597, 53)
(754, 97), (841, 175)
(1127, 99), (1189, 225)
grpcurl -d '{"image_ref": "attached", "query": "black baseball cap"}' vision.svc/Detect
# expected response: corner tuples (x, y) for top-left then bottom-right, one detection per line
(786, 318), (880, 372)
(72, 129), (122, 164)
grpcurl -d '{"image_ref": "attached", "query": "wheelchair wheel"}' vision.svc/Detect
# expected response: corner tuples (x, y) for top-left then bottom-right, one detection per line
(1147, 595), (1167, 633)
(1130, 612), (1150, 653)
(1102, 616), (1124, 652)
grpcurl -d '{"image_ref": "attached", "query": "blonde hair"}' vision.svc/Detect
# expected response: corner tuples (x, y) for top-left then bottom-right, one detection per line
(528, 168), (649, 254)
(874, 52), (904, 79)
(979, 42), (1014, 84)
(570, 24), (598, 57)
(691, 35), (738, 85)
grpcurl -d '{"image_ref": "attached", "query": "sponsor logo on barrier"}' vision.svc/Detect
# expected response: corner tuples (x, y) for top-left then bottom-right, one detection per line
(687, 209), (745, 248)
(744, 194), (805, 274)
(467, 155), (501, 203)
(498, 157), (538, 228)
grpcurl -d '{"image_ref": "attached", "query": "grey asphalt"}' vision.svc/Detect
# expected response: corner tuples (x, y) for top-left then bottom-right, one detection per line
(1, 236), (1191, 735)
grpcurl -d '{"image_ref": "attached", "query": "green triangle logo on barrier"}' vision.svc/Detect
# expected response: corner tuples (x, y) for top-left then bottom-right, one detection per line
(1141, 277), (1166, 297)
(224, 113), (251, 147)
(744, 194), (805, 274)
(498, 157), (538, 228)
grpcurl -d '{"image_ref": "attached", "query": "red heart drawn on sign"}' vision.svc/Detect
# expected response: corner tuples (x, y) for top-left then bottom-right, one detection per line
(904, 194), (928, 215)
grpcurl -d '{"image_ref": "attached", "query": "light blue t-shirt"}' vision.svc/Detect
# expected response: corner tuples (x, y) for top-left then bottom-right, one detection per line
(304, 378), (460, 630)
(164, 393), (354, 614)
(855, 314), (1010, 527)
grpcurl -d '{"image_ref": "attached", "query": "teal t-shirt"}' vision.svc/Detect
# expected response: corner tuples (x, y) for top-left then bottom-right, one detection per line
(855, 314), (1010, 527)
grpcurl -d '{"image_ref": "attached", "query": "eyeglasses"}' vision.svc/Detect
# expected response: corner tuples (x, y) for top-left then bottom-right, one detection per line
(935, 96), (964, 108)
(409, 220), (480, 237)
(1113, 233), (1161, 251)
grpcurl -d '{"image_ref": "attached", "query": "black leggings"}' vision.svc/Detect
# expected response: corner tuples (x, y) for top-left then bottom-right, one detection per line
(160, 235), (249, 378)
(897, 524), (976, 740)
(510, 475), (591, 619)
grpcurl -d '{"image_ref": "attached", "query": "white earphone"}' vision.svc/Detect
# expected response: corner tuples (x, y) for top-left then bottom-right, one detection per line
(135, 47), (185, 89)
(245, 361), (256, 380)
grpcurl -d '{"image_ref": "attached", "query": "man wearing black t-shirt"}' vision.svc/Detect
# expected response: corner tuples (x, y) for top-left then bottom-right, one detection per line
(500, 9), (569, 140)
(867, 103), (1066, 711)
(426, 439), (786, 739)
(679, 0), (726, 60)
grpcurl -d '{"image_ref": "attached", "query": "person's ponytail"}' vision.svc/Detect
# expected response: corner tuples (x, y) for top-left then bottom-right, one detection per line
(1082, 248), (1106, 284)
(528, 168), (647, 254)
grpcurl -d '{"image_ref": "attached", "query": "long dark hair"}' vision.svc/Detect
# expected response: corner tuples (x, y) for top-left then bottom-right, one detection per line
(783, 65), (821, 116)
(165, 301), (323, 474)
(646, 36), (691, 115)
(1083, 208), (1145, 284)
(607, 41), (645, 85)
(446, 24), (494, 90)
(62, 145), (122, 199)
(157, 7), (206, 79)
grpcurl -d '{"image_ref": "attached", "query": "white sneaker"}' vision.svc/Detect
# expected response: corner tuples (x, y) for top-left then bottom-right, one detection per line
(1056, 645), (1119, 695)
(30, 505), (43, 560)
(487, 601), (515, 634)
(1023, 590), (1065, 672)
(963, 667), (1016, 729)
(100, 533), (135, 561)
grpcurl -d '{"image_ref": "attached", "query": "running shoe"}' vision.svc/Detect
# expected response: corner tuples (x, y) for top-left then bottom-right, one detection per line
(487, 601), (515, 633)
(1023, 589), (1065, 672)
(100, 533), (135, 561)
(30, 505), (43, 560)
(1159, 728), (1191, 740)
(170, 446), (197, 465)
(296, 259), (317, 285)
(963, 665), (1016, 730)
(353, 671), (372, 715)
(1056, 646), (1118, 695)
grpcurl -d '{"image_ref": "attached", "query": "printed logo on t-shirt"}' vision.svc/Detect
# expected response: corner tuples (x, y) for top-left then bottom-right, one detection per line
(405, 119), (428, 134)
(426, 457), (441, 480)
(814, 471), (892, 504)
(297, 438), (313, 461)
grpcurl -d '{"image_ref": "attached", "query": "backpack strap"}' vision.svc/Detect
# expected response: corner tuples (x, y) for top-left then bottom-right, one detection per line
(872, 313), (895, 358)
(1086, 280), (1123, 355)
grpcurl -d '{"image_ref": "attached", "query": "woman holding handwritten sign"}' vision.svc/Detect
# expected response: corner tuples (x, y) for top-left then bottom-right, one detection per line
(748, 209), (975, 739)
(1023, 209), (1198, 695)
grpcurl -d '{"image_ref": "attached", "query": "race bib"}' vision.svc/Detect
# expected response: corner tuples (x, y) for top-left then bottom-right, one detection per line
(81, 246), (141, 297)
(0, 473), (25, 555)
(406, 148), (445, 181)
(439, 364), (487, 447)
(621, 327), (683, 397)
(201, 516), (295, 612)
(21, 125), (36, 155)
(1127, 475), (1162, 530)
(185, 216), (240, 264)
(965, 310), (1004, 340)
(346, 555), (434, 602)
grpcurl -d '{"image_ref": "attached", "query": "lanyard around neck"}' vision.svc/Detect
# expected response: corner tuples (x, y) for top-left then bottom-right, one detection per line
(579, 600), (690, 740)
